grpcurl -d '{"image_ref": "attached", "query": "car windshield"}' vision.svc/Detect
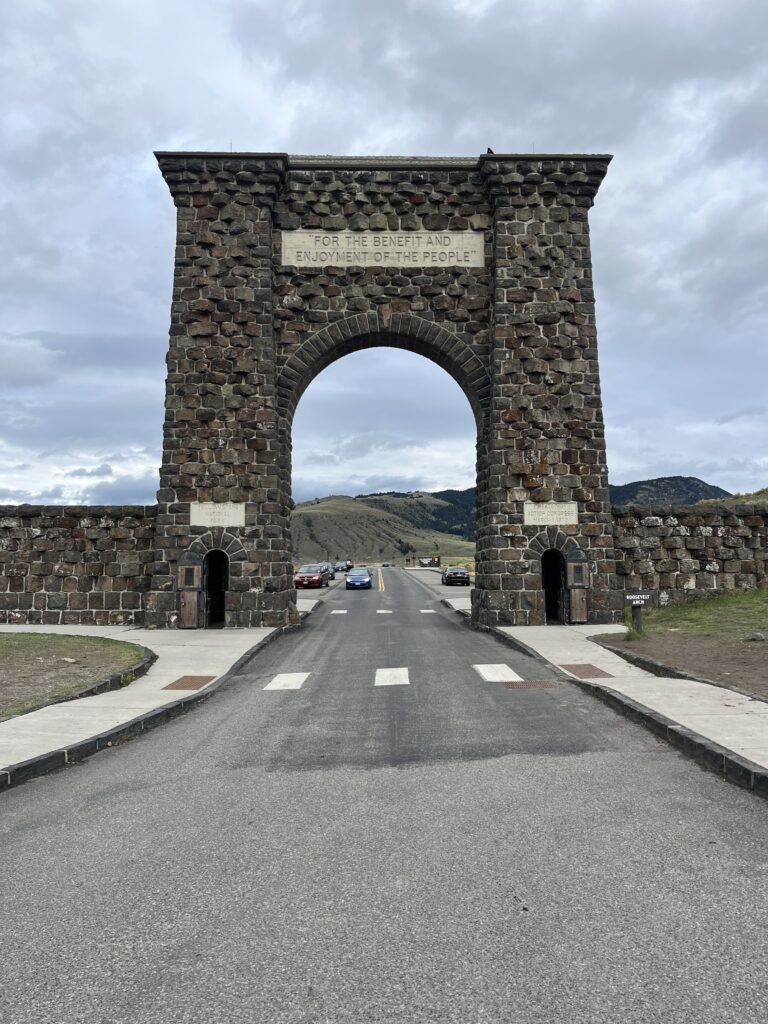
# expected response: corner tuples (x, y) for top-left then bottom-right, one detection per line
(298, 565), (322, 573)
(349, 569), (369, 577)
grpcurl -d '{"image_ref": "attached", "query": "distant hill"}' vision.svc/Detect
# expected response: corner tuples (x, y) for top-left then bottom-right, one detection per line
(291, 476), (742, 563)
(608, 476), (731, 507)
(290, 494), (475, 566)
(356, 488), (476, 540)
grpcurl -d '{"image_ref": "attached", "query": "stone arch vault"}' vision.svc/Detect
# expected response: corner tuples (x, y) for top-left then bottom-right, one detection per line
(145, 151), (620, 629)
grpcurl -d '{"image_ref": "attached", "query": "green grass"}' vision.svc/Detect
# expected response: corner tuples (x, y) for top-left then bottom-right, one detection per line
(633, 587), (768, 639)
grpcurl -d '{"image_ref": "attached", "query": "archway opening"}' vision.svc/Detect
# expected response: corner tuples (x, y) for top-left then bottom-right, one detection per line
(541, 548), (566, 624)
(288, 346), (479, 571)
(203, 549), (229, 628)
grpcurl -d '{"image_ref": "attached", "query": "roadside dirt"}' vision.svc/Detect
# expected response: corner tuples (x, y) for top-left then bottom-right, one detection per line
(595, 632), (768, 701)
(0, 633), (146, 721)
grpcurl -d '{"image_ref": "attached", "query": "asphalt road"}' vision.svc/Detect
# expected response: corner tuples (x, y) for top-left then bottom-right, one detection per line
(2, 568), (767, 1023)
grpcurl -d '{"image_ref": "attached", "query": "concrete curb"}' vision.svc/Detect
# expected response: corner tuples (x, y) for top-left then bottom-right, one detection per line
(0, 625), (290, 793)
(567, 676), (768, 800)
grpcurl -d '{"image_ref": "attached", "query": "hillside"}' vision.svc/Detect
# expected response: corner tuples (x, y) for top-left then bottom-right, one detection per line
(291, 476), (746, 563)
(698, 485), (768, 507)
(290, 495), (476, 565)
(355, 488), (476, 539)
(609, 476), (732, 506)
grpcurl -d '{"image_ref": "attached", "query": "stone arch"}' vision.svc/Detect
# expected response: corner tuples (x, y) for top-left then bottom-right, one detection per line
(523, 528), (585, 561)
(276, 311), (492, 427)
(180, 529), (248, 565)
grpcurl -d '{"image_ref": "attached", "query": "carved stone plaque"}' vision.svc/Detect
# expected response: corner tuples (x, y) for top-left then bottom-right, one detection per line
(523, 501), (579, 526)
(189, 502), (246, 527)
(281, 230), (485, 268)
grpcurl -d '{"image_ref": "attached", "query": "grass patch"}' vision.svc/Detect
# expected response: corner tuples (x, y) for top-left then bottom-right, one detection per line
(638, 587), (768, 639)
(0, 633), (146, 720)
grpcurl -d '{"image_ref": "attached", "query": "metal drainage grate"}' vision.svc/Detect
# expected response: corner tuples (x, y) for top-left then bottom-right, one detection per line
(505, 680), (560, 689)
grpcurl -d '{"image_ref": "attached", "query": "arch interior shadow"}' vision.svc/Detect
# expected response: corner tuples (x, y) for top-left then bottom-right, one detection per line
(203, 549), (229, 628)
(541, 548), (567, 624)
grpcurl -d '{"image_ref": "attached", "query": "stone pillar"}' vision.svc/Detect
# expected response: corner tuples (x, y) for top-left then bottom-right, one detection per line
(474, 156), (617, 626)
(146, 153), (297, 628)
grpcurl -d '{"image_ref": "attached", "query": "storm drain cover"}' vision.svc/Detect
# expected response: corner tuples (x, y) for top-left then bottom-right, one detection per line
(163, 675), (216, 690)
(559, 663), (614, 679)
(505, 680), (560, 689)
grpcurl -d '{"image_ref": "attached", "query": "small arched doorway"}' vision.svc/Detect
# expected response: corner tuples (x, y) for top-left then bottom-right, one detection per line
(541, 548), (567, 624)
(203, 550), (229, 628)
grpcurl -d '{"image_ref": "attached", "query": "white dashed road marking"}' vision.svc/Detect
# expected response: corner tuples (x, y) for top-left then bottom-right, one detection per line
(375, 668), (410, 686)
(376, 610), (393, 614)
(472, 664), (524, 683)
(419, 609), (436, 614)
(263, 673), (310, 690)
(330, 610), (347, 614)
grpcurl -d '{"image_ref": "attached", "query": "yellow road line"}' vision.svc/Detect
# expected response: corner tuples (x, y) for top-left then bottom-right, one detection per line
(378, 566), (385, 591)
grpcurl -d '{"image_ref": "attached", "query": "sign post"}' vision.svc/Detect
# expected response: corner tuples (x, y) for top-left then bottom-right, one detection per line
(623, 592), (654, 632)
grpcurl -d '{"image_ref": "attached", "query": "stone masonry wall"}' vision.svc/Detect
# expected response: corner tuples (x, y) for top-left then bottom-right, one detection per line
(614, 504), (768, 602)
(0, 506), (155, 625)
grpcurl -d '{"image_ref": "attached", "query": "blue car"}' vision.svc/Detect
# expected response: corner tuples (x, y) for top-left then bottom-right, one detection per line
(346, 567), (372, 590)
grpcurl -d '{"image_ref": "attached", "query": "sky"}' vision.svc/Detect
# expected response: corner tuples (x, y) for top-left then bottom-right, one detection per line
(1, 0), (766, 506)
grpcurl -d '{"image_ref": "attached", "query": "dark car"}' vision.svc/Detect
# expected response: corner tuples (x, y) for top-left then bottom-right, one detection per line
(333, 561), (348, 574)
(441, 565), (471, 586)
(321, 561), (336, 580)
(345, 567), (372, 590)
(294, 564), (331, 588)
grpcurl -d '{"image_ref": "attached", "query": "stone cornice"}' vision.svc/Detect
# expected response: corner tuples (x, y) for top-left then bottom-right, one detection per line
(154, 151), (613, 171)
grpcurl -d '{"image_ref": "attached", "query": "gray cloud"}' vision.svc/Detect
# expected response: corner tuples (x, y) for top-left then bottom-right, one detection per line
(0, 0), (766, 501)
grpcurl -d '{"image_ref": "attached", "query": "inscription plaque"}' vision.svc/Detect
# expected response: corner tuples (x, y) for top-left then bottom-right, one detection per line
(189, 502), (246, 528)
(281, 230), (485, 268)
(523, 501), (579, 526)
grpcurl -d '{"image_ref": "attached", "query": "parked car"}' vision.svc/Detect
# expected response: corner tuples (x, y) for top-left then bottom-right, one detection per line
(333, 561), (348, 574)
(441, 565), (471, 586)
(321, 561), (335, 580)
(345, 567), (372, 590)
(294, 564), (331, 588)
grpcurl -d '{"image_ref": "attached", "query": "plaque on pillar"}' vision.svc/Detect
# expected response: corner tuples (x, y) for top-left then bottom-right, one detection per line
(522, 501), (579, 526)
(189, 502), (246, 527)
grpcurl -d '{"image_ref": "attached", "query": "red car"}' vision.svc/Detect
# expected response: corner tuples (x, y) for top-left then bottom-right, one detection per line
(294, 563), (331, 588)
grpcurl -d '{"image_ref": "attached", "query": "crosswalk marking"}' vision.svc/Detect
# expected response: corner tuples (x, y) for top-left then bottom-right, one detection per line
(375, 667), (410, 686)
(376, 609), (393, 614)
(263, 672), (310, 690)
(330, 610), (347, 614)
(419, 609), (436, 614)
(472, 663), (524, 683)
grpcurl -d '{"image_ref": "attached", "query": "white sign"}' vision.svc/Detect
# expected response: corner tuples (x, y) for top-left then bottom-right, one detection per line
(523, 501), (579, 526)
(189, 502), (246, 528)
(281, 230), (485, 268)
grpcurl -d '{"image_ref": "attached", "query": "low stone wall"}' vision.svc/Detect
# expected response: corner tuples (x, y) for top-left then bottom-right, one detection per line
(0, 506), (156, 625)
(614, 504), (768, 603)
(1, 501), (767, 626)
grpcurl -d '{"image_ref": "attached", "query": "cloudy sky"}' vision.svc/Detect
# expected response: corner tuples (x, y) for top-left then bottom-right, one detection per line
(1, 0), (766, 506)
